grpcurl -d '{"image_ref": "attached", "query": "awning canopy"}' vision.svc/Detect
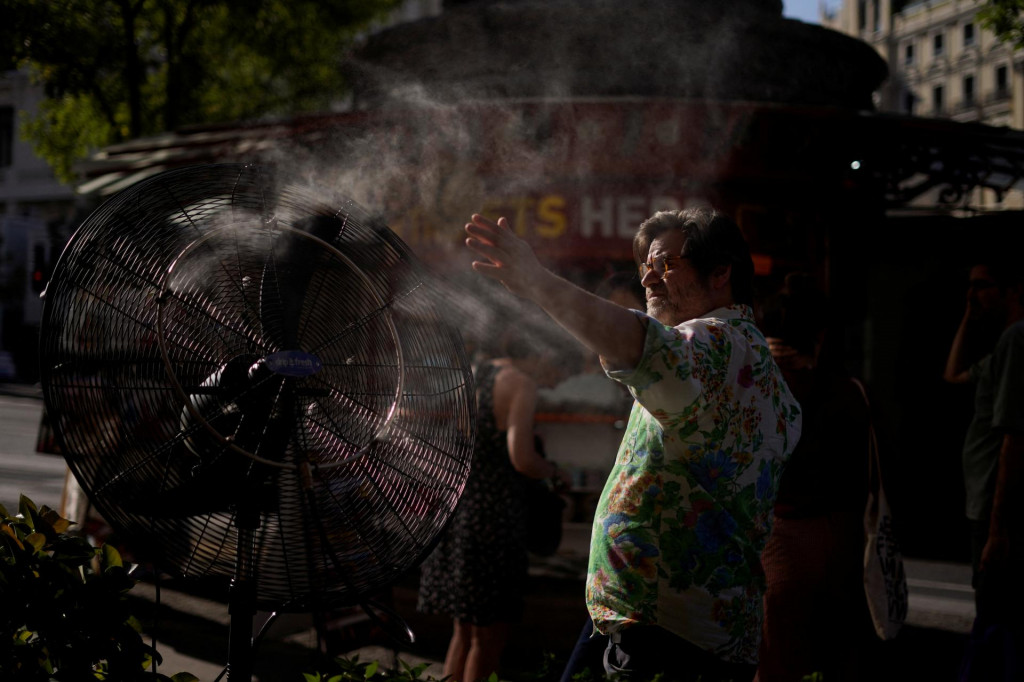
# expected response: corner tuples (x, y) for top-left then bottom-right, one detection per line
(74, 101), (1024, 212)
(850, 111), (1024, 207)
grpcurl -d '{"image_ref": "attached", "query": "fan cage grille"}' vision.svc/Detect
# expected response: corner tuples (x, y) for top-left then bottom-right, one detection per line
(40, 164), (475, 610)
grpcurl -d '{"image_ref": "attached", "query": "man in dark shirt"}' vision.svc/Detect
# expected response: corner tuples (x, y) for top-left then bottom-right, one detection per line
(944, 259), (1024, 680)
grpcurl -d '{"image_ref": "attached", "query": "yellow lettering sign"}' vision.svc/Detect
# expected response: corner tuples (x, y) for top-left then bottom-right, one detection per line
(536, 195), (567, 239)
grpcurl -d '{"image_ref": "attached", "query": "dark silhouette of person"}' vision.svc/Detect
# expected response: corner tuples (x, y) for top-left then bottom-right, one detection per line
(754, 273), (873, 682)
(944, 258), (1024, 682)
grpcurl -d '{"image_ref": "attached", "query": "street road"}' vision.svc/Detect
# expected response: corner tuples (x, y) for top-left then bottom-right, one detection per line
(0, 393), (66, 513)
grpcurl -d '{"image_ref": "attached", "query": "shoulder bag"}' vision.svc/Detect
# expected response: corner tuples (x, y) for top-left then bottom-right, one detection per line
(854, 378), (909, 640)
(522, 434), (566, 557)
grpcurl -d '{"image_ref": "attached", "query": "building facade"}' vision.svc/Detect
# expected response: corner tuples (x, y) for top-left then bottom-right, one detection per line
(825, 0), (1024, 206)
(0, 69), (80, 377)
(0, 70), (78, 223)
(826, 0), (1023, 126)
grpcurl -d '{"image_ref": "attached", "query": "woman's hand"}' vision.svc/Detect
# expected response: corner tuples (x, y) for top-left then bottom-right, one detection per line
(766, 337), (814, 372)
(552, 465), (573, 490)
(465, 214), (550, 300)
(465, 213), (646, 370)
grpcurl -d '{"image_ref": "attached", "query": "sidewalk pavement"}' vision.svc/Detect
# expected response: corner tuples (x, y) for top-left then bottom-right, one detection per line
(0, 381), (42, 400)
(130, 558), (975, 682)
(130, 577), (447, 682)
(903, 558), (975, 633)
(4, 381), (976, 679)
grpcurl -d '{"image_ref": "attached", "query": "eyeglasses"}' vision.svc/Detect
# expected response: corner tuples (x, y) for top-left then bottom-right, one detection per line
(639, 254), (689, 279)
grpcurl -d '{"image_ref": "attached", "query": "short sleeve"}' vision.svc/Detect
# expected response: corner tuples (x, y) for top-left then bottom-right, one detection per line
(968, 355), (990, 385)
(992, 325), (1024, 433)
(604, 310), (704, 419)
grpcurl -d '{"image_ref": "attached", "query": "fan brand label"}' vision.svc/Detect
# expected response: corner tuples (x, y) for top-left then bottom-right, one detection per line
(266, 351), (323, 377)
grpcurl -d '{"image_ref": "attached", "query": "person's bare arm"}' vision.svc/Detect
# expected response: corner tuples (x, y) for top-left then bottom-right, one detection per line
(498, 367), (568, 482)
(465, 214), (646, 370)
(981, 431), (1024, 571)
(944, 308), (977, 384)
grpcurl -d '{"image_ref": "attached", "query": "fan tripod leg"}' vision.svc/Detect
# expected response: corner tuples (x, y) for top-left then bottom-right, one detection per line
(226, 577), (257, 681)
(227, 516), (260, 681)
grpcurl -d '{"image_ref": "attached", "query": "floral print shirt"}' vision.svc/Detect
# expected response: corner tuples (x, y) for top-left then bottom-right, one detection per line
(587, 304), (802, 664)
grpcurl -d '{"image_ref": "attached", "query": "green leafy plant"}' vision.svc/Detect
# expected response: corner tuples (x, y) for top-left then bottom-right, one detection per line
(0, 494), (195, 681)
(304, 655), (449, 682)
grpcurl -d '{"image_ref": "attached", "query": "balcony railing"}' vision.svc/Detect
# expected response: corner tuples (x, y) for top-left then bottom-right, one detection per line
(955, 98), (978, 113)
(987, 88), (1011, 104)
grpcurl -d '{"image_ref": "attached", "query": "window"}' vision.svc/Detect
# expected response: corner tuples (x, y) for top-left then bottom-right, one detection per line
(964, 75), (975, 105)
(933, 85), (944, 114)
(904, 91), (916, 115)
(964, 22), (975, 47)
(997, 65), (1009, 93)
(934, 33), (944, 56)
(905, 43), (915, 65)
(0, 107), (13, 168)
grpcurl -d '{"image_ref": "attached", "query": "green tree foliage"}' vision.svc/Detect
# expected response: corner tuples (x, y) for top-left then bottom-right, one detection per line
(0, 495), (197, 681)
(1, 0), (404, 182)
(979, 0), (1024, 50)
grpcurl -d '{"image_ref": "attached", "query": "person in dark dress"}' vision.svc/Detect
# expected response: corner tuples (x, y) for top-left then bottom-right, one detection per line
(418, 338), (571, 682)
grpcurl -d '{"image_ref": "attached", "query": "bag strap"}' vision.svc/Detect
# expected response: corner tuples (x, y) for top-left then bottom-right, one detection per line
(850, 378), (883, 494)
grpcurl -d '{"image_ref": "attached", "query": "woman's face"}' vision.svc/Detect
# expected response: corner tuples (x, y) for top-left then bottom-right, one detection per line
(640, 230), (713, 326)
(967, 264), (1005, 322)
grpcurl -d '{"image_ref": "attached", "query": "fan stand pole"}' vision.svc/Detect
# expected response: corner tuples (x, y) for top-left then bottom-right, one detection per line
(226, 511), (260, 681)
